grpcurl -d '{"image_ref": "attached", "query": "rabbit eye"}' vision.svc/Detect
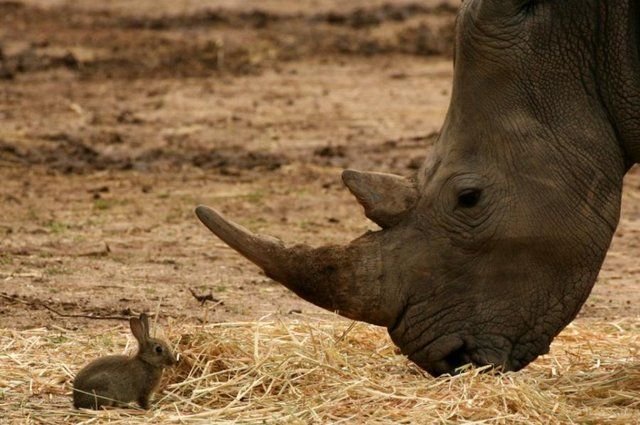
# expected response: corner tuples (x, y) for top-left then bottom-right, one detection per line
(155, 345), (163, 354)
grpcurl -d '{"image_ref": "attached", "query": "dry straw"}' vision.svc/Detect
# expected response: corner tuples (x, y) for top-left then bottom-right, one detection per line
(1, 314), (639, 424)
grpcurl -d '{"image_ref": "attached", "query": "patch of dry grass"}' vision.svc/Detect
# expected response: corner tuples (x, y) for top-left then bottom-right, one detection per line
(1, 315), (639, 424)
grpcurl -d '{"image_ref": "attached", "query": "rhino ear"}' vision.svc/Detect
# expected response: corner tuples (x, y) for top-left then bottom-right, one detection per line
(342, 169), (418, 228)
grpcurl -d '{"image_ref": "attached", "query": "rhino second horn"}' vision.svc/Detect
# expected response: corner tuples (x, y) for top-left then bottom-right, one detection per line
(195, 205), (396, 327)
(342, 169), (418, 228)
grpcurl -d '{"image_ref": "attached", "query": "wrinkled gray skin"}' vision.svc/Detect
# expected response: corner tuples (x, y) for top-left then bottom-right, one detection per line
(197, 0), (640, 377)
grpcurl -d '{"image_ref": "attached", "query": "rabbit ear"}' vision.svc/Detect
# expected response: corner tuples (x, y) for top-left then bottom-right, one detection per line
(139, 313), (151, 337)
(130, 317), (147, 343)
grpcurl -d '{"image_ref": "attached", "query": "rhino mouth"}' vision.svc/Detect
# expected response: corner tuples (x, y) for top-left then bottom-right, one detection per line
(394, 330), (518, 376)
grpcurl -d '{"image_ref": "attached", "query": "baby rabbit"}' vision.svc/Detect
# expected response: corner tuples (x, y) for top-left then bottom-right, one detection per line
(73, 313), (178, 409)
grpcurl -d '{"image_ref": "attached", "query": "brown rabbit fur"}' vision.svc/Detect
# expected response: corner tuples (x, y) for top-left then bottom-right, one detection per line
(72, 313), (178, 409)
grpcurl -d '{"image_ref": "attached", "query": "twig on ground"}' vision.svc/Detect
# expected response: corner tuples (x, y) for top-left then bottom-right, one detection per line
(189, 288), (223, 306)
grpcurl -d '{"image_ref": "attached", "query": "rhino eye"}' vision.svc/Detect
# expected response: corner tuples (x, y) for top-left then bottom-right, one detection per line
(457, 189), (482, 208)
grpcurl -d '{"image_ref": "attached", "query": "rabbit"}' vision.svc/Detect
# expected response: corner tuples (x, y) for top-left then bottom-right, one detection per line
(72, 313), (178, 409)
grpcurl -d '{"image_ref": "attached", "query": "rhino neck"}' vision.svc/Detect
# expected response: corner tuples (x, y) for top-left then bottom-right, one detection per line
(597, 1), (640, 166)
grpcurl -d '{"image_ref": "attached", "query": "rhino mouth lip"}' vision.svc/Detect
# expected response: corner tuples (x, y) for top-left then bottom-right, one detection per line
(438, 345), (476, 375)
(407, 334), (515, 377)
(413, 338), (473, 377)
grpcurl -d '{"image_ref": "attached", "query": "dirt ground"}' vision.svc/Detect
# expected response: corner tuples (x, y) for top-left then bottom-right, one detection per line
(1, 0), (639, 340)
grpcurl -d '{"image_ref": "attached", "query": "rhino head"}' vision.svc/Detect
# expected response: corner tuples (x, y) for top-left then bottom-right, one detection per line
(197, 0), (639, 376)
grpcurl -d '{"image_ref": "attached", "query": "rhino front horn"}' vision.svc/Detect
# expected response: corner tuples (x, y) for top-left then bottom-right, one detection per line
(195, 205), (401, 327)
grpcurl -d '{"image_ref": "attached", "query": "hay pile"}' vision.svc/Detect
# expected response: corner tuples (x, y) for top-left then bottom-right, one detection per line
(1, 315), (639, 424)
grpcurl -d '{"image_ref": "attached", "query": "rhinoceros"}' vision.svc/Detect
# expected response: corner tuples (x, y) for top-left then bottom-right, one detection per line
(196, 0), (640, 377)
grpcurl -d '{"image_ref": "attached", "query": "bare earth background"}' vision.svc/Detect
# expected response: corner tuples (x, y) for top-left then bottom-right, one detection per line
(0, 0), (639, 422)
